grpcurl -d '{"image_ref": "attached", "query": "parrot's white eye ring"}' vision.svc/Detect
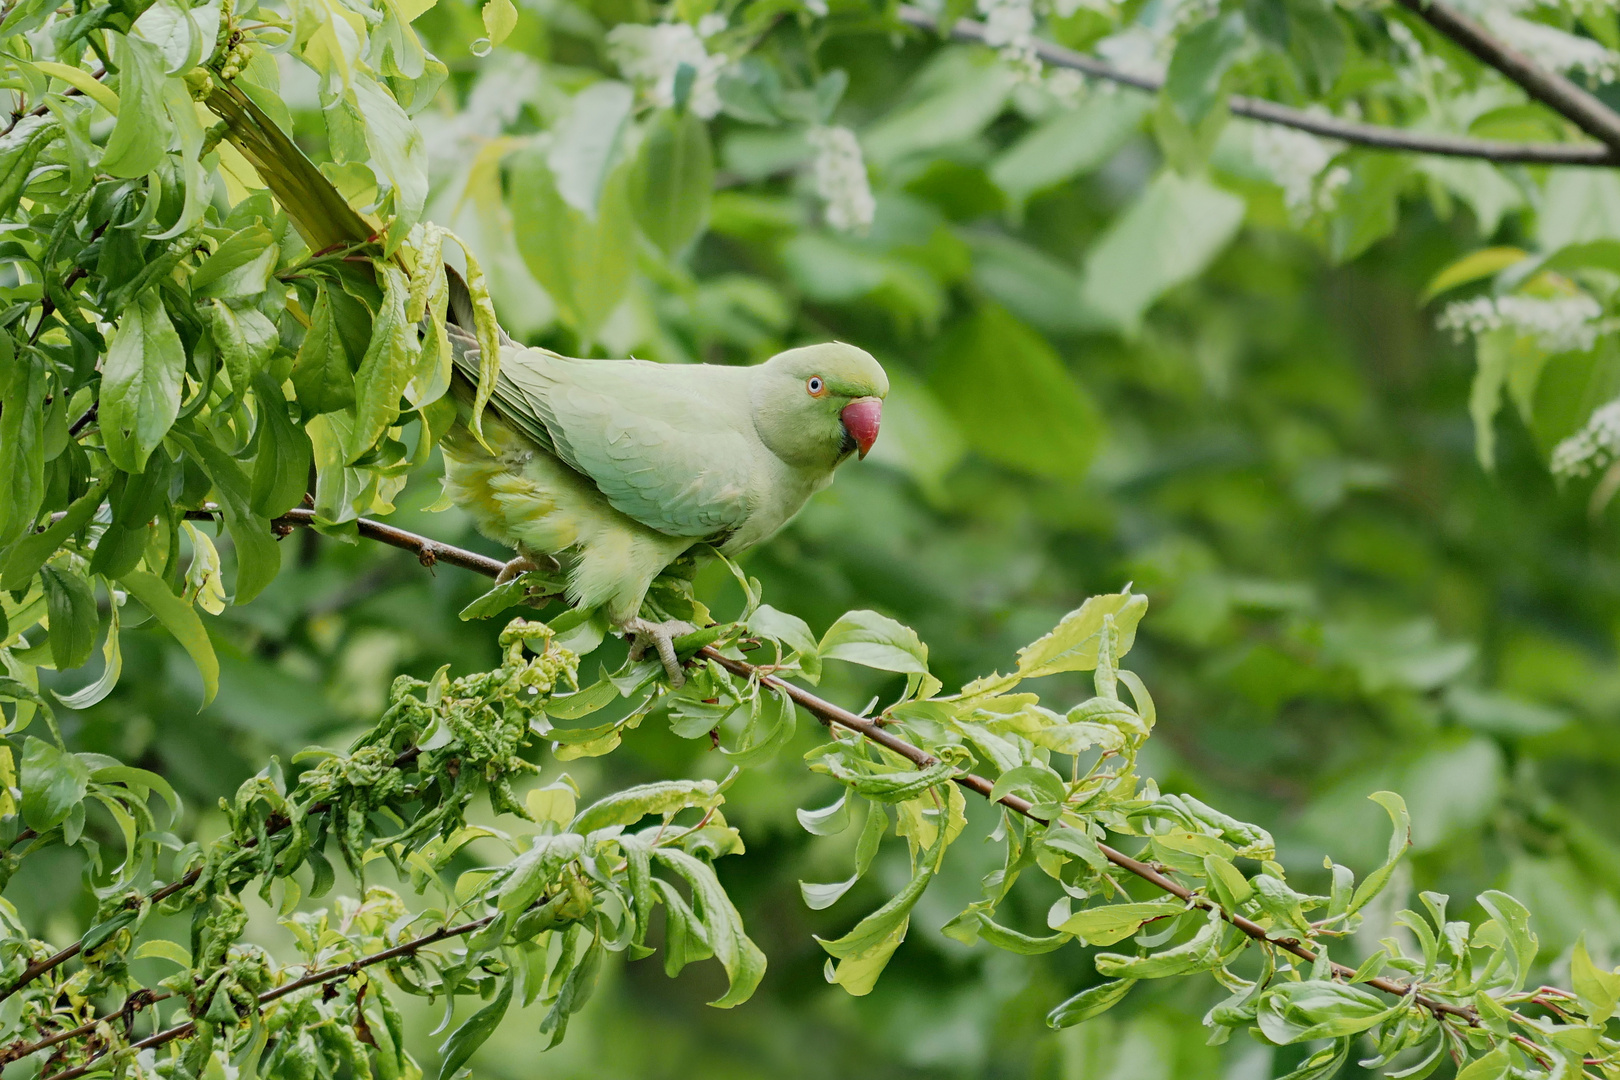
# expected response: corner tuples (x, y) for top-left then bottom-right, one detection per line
(807, 376), (826, 397)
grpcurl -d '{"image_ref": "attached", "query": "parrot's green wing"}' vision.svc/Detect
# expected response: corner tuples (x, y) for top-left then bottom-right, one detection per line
(455, 334), (755, 539)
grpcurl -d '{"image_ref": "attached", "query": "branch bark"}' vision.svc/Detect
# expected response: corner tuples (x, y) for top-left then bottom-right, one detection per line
(35, 910), (508, 1080)
(896, 4), (1618, 167)
(1391, 0), (1620, 160)
(4, 507), (1479, 1044)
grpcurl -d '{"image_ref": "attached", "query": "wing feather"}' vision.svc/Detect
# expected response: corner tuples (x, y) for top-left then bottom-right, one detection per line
(451, 331), (754, 538)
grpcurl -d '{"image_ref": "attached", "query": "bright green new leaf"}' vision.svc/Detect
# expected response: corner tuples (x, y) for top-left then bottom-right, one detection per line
(571, 779), (722, 834)
(1053, 900), (1185, 946)
(19, 736), (90, 831)
(100, 34), (172, 178)
(1017, 593), (1148, 679)
(40, 565), (97, 671)
(1164, 12), (1246, 129)
(1348, 791), (1410, 914)
(654, 847), (767, 1007)
(1572, 935), (1620, 1023)
(119, 570), (218, 706)
(1046, 978), (1137, 1029)
(818, 609), (928, 674)
(101, 289), (186, 474)
(436, 972), (512, 1080)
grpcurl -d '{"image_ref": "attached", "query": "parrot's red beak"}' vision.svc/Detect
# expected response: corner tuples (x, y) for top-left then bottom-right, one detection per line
(840, 397), (882, 459)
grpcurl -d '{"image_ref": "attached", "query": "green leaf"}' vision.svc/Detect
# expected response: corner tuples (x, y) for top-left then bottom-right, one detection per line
(1046, 978), (1137, 1028)
(1053, 900), (1185, 946)
(1477, 890), (1537, 992)
(509, 147), (635, 345)
(1257, 979), (1403, 1043)
(100, 34), (172, 178)
(496, 832), (585, 914)
(1078, 171), (1245, 336)
(291, 286), (358, 415)
(0, 341), (47, 548)
(40, 565), (97, 671)
(1093, 917), (1226, 979)
(819, 610), (928, 674)
(352, 75), (429, 245)
(1454, 1047), (1510, 1080)
(989, 94), (1148, 214)
(548, 81), (633, 219)
(654, 847), (767, 1007)
(481, 0), (517, 44)
(1287, 0), (1346, 96)
(203, 299), (278, 393)
(1164, 12), (1246, 129)
(458, 571), (565, 621)
(930, 305), (1102, 480)
(56, 592), (121, 709)
(571, 779), (723, 834)
(435, 971), (512, 1080)
(1572, 935), (1620, 1022)
(249, 375), (314, 519)
(1017, 593), (1149, 679)
(346, 264), (415, 463)
(796, 793), (849, 836)
(20, 736), (90, 830)
(101, 289), (186, 474)
(170, 429), (280, 603)
(1422, 247), (1530, 302)
(0, 116), (60, 218)
(629, 108), (714, 259)
(1327, 155), (1408, 264)
(119, 570), (218, 706)
(2, 477), (110, 591)
(1348, 791), (1410, 914)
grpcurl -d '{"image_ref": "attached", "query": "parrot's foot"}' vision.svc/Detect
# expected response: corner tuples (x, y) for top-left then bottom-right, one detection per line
(624, 618), (699, 688)
(495, 555), (539, 585)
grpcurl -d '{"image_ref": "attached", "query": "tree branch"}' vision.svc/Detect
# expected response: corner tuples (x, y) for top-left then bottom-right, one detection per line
(35, 910), (509, 1080)
(0, 737), (421, 1006)
(1391, 0), (1620, 160)
(2, 507), (1480, 1037)
(896, 5), (1618, 167)
(279, 512), (1479, 1026)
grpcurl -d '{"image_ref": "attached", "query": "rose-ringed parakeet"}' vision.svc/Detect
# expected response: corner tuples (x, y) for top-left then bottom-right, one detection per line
(439, 304), (886, 685)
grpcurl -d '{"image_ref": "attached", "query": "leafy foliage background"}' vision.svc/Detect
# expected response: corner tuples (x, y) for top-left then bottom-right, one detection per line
(7, 0), (1620, 1075)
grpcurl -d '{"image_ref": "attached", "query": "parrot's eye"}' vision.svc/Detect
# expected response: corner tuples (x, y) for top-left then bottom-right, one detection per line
(807, 376), (826, 397)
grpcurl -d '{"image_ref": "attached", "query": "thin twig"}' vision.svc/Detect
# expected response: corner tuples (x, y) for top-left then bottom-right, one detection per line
(0, 68), (103, 138)
(36, 910), (508, 1080)
(0, 742), (421, 1006)
(1391, 0), (1620, 160)
(897, 5), (1617, 167)
(1, 511), (1480, 1032)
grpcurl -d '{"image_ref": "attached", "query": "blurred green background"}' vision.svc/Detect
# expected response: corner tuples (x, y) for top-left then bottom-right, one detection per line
(18, 2), (1620, 1076)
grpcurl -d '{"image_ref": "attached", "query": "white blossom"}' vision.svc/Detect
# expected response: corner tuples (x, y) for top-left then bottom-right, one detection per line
(1437, 294), (1605, 354)
(697, 12), (727, 37)
(1250, 123), (1341, 215)
(1481, 13), (1620, 81)
(606, 22), (727, 119)
(808, 125), (876, 233)
(1552, 398), (1620, 479)
(977, 0), (1041, 76)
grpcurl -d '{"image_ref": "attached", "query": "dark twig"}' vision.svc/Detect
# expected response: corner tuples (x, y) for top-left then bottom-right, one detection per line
(36, 910), (510, 1080)
(1391, 0), (1620, 160)
(897, 5), (1617, 167)
(0, 742), (421, 1006)
(0, 68), (103, 138)
(2, 511), (1479, 1035)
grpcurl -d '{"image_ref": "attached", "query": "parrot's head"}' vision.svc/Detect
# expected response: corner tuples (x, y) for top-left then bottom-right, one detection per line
(752, 342), (889, 469)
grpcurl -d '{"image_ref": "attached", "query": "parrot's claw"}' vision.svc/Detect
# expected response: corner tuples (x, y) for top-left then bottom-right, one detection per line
(625, 618), (698, 688)
(495, 555), (539, 585)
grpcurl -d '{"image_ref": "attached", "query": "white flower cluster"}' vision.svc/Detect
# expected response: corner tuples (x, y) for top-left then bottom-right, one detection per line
(1483, 12), (1620, 82)
(1437, 294), (1606, 354)
(606, 21), (728, 119)
(1551, 398), (1620, 479)
(808, 125), (876, 233)
(978, 0), (1041, 76)
(1250, 123), (1342, 216)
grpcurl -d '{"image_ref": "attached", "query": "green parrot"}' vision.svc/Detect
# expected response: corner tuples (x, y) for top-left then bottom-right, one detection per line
(438, 304), (887, 684)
